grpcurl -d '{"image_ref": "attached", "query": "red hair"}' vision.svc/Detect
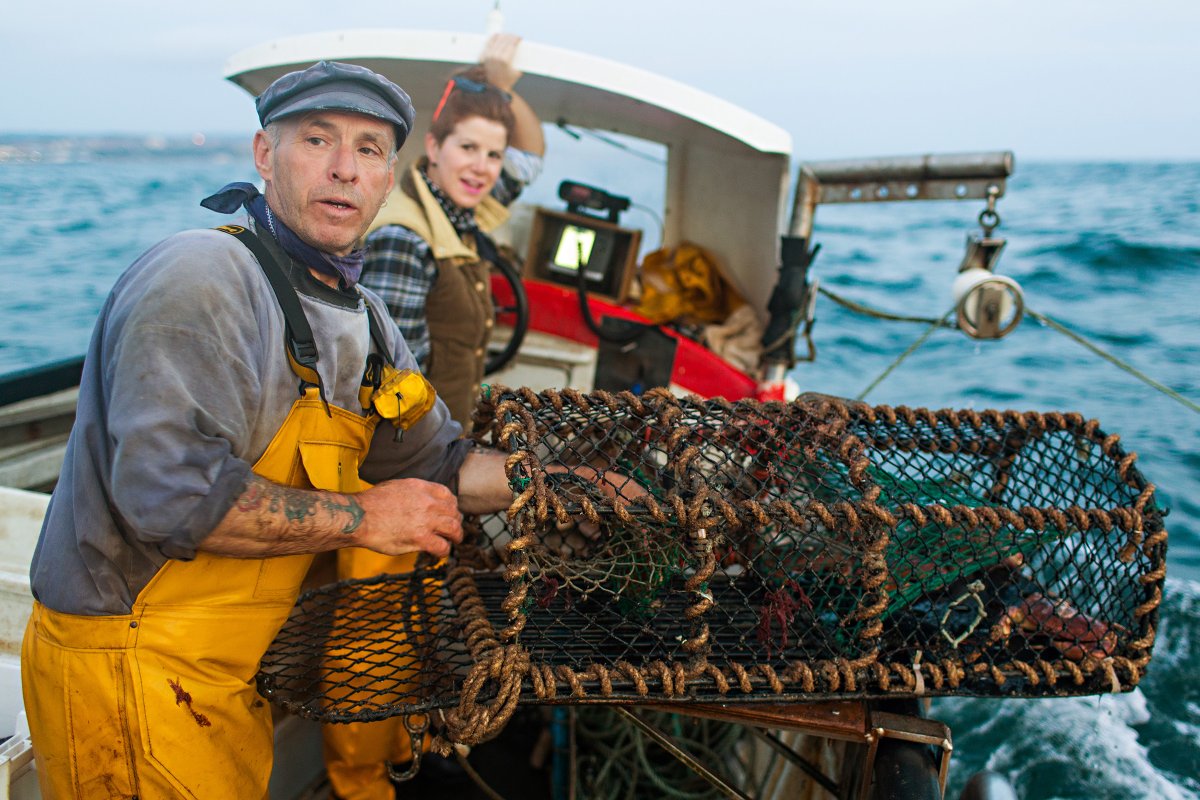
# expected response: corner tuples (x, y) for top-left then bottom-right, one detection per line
(428, 65), (515, 144)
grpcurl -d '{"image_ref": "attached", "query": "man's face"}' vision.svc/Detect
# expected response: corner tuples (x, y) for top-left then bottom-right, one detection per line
(254, 112), (396, 256)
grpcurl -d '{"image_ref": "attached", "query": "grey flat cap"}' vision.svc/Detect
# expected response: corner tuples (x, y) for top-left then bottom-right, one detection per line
(255, 61), (415, 150)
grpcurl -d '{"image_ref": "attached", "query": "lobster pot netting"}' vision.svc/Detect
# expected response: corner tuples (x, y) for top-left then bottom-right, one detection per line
(257, 388), (1166, 748)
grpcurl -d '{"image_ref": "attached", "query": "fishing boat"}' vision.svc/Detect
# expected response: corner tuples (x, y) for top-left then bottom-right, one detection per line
(0, 21), (1167, 800)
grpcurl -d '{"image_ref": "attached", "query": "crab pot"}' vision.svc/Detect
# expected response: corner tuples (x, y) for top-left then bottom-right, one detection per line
(256, 388), (1166, 749)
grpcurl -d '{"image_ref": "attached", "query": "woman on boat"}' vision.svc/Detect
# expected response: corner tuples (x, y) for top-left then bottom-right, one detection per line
(326, 35), (546, 800)
(361, 32), (546, 427)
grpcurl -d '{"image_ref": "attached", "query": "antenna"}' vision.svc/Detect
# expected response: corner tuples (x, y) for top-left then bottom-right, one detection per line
(486, 1), (504, 34)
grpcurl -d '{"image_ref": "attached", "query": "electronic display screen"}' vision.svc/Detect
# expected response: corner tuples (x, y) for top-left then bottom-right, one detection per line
(547, 222), (611, 283)
(552, 224), (595, 272)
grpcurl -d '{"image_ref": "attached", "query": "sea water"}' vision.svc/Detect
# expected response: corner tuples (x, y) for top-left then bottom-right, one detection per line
(1, 136), (1197, 797)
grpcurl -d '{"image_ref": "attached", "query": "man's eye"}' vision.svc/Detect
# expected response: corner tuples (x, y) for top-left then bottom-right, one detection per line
(306, 137), (325, 146)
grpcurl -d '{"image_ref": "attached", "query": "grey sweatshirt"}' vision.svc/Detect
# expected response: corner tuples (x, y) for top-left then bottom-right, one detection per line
(30, 225), (469, 615)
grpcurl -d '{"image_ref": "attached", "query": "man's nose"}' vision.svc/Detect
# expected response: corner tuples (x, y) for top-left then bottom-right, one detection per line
(329, 144), (359, 182)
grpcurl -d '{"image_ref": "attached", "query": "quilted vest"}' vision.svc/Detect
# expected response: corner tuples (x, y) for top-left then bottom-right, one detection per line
(369, 161), (511, 427)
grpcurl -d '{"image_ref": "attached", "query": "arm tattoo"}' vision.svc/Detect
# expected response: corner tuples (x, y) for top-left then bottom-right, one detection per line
(323, 496), (366, 534)
(284, 492), (318, 523)
(236, 480), (268, 512)
(237, 476), (364, 537)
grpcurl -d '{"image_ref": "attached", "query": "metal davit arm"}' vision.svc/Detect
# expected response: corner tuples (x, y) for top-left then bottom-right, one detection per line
(788, 151), (1015, 239)
(757, 151), (1018, 383)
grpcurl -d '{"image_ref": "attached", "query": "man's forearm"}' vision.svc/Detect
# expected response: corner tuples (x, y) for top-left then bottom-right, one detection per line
(454, 449), (645, 517)
(455, 449), (515, 515)
(201, 474), (365, 557)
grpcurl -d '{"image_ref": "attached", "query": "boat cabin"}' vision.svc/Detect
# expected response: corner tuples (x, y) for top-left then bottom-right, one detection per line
(225, 29), (794, 399)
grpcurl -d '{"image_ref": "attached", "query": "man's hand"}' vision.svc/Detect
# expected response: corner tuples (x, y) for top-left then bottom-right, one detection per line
(202, 473), (462, 559)
(454, 449), (650, 517)
(356, 478), (464, 558)
(547, 463), (650, 506)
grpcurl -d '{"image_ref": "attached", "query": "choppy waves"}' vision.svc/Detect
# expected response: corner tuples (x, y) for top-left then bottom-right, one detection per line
(1027, 232), (1200, 275)
(939, 578), (1200, 799)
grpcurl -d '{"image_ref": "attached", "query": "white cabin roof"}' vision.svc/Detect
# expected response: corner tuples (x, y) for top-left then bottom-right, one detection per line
(224, 29), (791, 158)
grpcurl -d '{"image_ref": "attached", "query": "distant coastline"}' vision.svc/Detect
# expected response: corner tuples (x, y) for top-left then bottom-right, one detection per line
(0, 133), (252, 164)
(3, 134), (1197, 167)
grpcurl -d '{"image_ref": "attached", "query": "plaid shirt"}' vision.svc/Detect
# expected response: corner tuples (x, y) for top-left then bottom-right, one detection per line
(361, 149), (542, 368)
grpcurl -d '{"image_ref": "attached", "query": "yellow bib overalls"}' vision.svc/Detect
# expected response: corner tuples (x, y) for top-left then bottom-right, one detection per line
(21, 228), (434, 799)
(21, 385), (392, 798)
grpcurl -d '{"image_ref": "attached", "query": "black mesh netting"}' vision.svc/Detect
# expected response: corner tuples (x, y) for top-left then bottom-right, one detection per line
(257, 388), (1166, 751)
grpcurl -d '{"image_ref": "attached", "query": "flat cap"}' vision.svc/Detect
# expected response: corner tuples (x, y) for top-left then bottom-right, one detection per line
(255, 61), (415, 150)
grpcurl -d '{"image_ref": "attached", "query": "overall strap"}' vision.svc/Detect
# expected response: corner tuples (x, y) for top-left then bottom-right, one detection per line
(358, 297), (396, 411)
(363, 297), (393, 364)
(355, 290), (438, 431)
(214, 224), (324, 395)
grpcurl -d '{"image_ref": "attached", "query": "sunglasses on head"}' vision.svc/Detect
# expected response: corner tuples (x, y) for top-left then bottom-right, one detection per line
(432, 75), (513, 121)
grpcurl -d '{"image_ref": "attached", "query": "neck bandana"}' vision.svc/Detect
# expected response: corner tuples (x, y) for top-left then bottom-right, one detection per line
(420, 165), (479, 236)
(201, 182), (366, 287)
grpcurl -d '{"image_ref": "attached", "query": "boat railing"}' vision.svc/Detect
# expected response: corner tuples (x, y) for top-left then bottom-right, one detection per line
(0, 356), (82, 491)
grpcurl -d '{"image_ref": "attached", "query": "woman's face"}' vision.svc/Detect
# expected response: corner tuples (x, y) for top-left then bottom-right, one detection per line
(424, 115), (509, 210)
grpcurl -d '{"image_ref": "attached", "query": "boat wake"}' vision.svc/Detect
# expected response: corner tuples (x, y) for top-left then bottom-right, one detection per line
(938, 576), (1200, 799)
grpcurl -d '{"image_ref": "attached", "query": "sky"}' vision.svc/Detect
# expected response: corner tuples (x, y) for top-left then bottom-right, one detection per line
(2, 0), (1197, 161)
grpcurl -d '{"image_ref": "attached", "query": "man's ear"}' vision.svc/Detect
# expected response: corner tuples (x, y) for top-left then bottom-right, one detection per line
(252, 130), (273, 182)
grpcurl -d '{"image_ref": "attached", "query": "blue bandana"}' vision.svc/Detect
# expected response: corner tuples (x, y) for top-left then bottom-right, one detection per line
(201, 182), (366, 287)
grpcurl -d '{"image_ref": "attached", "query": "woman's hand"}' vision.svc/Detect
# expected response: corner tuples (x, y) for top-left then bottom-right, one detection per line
(479, 32), (545, 156)
(480, 32), (522, 92)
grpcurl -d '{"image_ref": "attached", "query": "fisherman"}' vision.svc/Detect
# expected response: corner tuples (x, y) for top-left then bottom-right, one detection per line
(19, 60), (629, 799)
(361, 32), (545, 428)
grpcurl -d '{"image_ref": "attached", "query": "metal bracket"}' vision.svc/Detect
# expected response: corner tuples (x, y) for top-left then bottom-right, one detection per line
(637, 701), (953, 799)
(860, 710), (953, 800)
